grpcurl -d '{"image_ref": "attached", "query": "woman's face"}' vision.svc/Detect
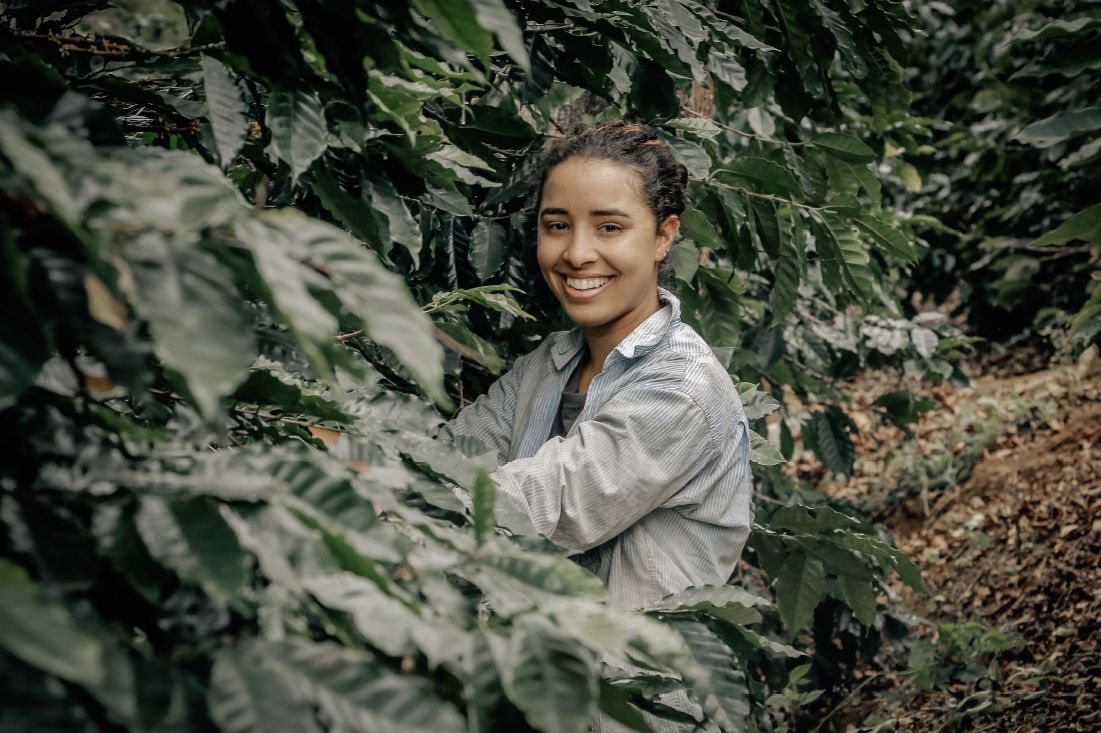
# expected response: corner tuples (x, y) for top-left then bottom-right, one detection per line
(537, 157), (679, 333)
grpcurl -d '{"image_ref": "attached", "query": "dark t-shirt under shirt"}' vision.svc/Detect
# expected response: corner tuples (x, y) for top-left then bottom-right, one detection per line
(549, 352), (587, 440)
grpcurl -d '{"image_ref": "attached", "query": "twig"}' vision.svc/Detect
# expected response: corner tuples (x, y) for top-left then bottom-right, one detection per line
(683, 107), (799, 147)
(811, 672), (880, 733)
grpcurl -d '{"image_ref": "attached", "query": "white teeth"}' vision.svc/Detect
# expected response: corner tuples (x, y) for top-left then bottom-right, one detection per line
(566, 277), (610, 291)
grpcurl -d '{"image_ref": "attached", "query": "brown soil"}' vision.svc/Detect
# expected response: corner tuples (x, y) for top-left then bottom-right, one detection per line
(790, 345), (1101, 732)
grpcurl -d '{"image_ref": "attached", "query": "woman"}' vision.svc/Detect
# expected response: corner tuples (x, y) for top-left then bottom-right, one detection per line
(441, 120), (752, 614)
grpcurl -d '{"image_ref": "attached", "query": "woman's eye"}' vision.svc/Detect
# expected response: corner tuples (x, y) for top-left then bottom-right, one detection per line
(545, 222), (568, 231)
(599, 224), (621, 233)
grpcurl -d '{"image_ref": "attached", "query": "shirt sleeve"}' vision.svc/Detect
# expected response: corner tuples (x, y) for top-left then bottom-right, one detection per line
(436, 351), (529, 464)
(490, 384), (718, 551)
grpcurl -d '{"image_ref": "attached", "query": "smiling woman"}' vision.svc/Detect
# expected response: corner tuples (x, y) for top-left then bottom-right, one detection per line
(439, 122), (753, 732)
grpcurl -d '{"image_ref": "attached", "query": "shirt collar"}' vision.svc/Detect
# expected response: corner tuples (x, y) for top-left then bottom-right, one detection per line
(550, 286), (682, 370)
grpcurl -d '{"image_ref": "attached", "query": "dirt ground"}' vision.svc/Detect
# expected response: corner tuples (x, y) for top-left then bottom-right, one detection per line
(788, 344), (1101, 732)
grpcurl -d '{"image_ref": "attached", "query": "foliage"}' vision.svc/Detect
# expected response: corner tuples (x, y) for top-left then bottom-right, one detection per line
(898, 0), (1100, 349)
(0, 0), (944, 730)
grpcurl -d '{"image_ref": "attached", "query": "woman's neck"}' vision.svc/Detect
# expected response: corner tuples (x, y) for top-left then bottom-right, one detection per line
(580, 289), (663, 380)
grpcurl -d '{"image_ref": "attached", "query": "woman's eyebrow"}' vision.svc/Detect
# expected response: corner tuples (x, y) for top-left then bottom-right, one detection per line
(540, 207), (569, 217)
(591, 208), (630, 217)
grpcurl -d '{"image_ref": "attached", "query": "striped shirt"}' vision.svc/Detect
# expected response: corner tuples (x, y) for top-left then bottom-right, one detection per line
(440, 287), (753, 610)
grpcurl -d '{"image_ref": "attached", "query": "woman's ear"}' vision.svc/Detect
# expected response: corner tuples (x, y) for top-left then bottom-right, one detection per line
(655, 215), (681, 260)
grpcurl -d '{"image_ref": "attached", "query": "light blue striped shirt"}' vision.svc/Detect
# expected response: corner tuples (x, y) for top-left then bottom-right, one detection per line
(441, 287), (753, 612)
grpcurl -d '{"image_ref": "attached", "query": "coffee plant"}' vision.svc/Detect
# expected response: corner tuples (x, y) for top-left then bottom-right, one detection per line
(0, 0), (950, 731)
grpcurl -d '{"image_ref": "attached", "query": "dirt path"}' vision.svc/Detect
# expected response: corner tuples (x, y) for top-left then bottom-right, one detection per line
(790, 346), (1101, 732)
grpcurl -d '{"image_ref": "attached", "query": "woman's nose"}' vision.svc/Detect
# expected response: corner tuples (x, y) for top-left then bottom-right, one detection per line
(563, 230), (598, 267)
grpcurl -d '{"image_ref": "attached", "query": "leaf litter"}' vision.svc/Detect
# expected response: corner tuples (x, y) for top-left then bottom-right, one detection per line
(784, 343), (1101, 732)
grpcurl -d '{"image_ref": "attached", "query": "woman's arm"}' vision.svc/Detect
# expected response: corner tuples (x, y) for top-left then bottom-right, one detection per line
(490, 383), (734, 550)
(436, 352), (530, 464)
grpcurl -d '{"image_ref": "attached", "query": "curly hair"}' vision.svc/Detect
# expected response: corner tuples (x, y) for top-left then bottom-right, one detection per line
(529, 121), (690, 279)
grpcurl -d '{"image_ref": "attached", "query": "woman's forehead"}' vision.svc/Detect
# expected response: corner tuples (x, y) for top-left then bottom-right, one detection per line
(541, 157), (647, 213)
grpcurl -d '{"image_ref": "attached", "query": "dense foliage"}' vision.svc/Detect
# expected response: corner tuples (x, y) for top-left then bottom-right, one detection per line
(0, 0), (1004, 730)
(899, 0), (1101, 348)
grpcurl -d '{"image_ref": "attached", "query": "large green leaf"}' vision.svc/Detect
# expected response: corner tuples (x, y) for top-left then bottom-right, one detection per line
(268, 89), (327, 183)
(807, 0), (867, 77)
(260, 638), (466, 733)
(362, 168), (423, 266)
(854, 214), (916, 263)
(135, 496), (249, 606)
(1015, 108), (1101, 148)
(303, 573), (430, 659)
(768, 505), (861, 534)
(0, 559), (103, 687)
(822, 533), (927, 594)
(502, 616), (599, 733)
(749, 429), (786, 466)
(1030, 204), (1101, 246)
(647, 584), (770, 626)
(838, 575), (878, 626)
(208, 647), (323, 733)
(674, 619), (750, 732)
(801, 408), (856, 477)
(809, 132), (876, 163)
(775, 550), (825, 635)
(312, 171), (388, 257)
(813, 213), (874, 300)
(200, 55), (249, 168)
(468, 0), (530, 71)
(128, 238), (255, 417)
(470, 219), (507, 281)
(472, 467), (497, 547)
(716, 157), (803, 199)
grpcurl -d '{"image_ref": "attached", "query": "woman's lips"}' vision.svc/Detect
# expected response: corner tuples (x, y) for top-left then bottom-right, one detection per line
(562, 274), (612, 299)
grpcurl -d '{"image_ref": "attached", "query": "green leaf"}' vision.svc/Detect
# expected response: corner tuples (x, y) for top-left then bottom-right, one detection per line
(807, 0), (867, 78)
(0, 559), (103, 687)
(794, 537), (875, 580)
(770, 248), (799, 322)
(823, 155), (881, 206)
(810, 132), (876, 164)
(435, 321), (502, 373)
(128, 240), (255, 418)
(260, 638), (466, 733)
(468, 0), (530, 71)
(801, 408), (855, 477)
(268, 89), (327, 183)
(1015, 108), (1101, 148)
(733, 626), (804, 658)
(303, 573), (429, 659)
(200, 54), (249, 168)
(717, 157), (802, 199)
(312, 171), (388, 258)
(681, 206), (722, 251)
(775, 550), (825, 634)
(663, 117), (721, 139)
(838, 576), (878, 626)
(502, 616), (599, 733)
(1031, 204), (1101, 246)
(135, 496), (248, 606)
(854, 214), (916, 262)
(208, 647), (323, 733)
(475, 553), (610, 601)
(424, 184), (475, 218)
(413, 0), (494, 64)
(663, 136), (712, 179)
(749, 429), (786, 466)
(821, 533), (927, 594)
(814, 213), (874, 300)
(472, 467), (496, 547)
(245, 209), (448, 404)
(694, 267), (744, 347)
(648, 584), (770, 626)
(768, 505), (861, 534)
(674, 619), (750, 731)
(672, 240), (699, 283)
(362, 168), (422, 266)
(235, 368), (353, 423)
(872, 391), (936, 437)
(470, 220), (507, 281)
(598, 679), (654, 733)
